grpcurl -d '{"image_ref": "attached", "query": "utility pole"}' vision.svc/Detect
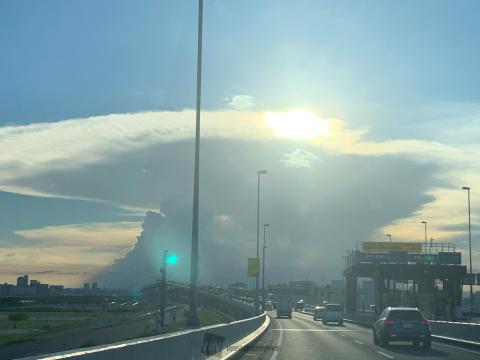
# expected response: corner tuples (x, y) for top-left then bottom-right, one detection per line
(160, 250), (168, 327)
(187, 0), (203, 327)
(262, 224), (270, 311)
(462, 186), (473, 314)
(421, 221), (427, 248)
(256, 170), (267, 313)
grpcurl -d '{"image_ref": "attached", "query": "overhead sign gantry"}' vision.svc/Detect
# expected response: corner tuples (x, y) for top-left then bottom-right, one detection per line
(343, 241), (466, 320)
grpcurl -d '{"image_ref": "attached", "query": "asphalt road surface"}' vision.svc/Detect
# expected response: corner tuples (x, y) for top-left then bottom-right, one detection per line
(238, 311), (480, 360)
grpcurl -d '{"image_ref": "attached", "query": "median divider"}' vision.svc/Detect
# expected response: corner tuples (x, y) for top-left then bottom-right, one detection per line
(17, 312), (268, 360)
(213, 313), (270, 360)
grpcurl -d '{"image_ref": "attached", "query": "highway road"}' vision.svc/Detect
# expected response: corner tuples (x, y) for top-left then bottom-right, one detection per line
(238, 311), (480, 360)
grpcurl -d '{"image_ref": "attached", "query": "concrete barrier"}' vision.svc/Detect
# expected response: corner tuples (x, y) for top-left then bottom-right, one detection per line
(17, 313), (267, 360)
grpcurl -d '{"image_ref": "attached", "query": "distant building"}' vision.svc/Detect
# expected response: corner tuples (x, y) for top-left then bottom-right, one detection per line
(331, 280), (344, 289)
(229, 282), (247, 291)
(289, 281), (314, 290)
(30, 279), (40, 286)
(49, 285), (64, 296)
(17, 275), (28, 287)
(84, 282), (90, 291)
(36, 283), (49, 296)
(0, 283), (14, 297)
(12, 285), (36, 297)
(92, 282), (98, 291)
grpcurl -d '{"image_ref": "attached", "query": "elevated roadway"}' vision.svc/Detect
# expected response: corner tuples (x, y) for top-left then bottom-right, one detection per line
(238, 311), (480, 360)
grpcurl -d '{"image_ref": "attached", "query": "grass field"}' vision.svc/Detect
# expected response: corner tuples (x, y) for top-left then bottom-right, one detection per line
(0, 304), (228, 351)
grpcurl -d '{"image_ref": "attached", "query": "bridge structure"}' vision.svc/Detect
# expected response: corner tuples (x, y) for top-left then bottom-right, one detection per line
(343, 241), (467, 319)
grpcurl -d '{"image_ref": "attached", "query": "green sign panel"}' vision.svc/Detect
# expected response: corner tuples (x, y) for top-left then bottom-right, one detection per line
(247, 258), (260, 277)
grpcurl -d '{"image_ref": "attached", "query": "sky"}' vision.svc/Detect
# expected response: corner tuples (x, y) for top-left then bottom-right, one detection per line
(0, 0), (479, 288)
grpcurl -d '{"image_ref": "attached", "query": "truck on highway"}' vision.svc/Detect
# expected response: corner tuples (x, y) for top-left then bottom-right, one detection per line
(276, 295), (293, 318)
(294, 299), (304, 311)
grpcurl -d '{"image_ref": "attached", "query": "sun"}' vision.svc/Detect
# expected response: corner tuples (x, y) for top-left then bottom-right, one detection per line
(266, 110), (331, 139)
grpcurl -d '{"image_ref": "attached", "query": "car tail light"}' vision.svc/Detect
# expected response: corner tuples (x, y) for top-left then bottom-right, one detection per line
(383, 319), (395, 325)
(420, 319), (429, 326)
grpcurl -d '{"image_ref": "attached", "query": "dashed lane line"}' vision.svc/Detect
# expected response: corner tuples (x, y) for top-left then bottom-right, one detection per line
(270, 318), (283, 360)
(271, 329), (361, 332)
(377, 351), (394, 359)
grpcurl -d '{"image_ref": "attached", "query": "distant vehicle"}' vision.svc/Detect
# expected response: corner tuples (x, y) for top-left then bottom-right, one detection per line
(294, 300), (304, 311)
(313, 306), (324, 320)
(373, 307), (431, 349)
(276, 296), (293, 318)
(265, 300), (273, 311)
(322, 303), (343, 325)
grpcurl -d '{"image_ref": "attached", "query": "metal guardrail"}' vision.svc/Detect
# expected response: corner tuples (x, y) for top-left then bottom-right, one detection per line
(17, 312), (268, 360)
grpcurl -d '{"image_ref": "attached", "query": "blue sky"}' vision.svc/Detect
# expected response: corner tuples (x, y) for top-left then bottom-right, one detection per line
(2, 1), (480, 134)
(0, 1), (479, 287)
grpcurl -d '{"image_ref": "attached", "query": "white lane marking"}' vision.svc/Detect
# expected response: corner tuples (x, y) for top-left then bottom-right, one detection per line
(377, 351), (394, 359)
(271, 329), (360, 332)
(354, 340), (363, 345)
(435, 342), (480, 355)
(339, 334), (345, 337)
(270, 317), (283, 360)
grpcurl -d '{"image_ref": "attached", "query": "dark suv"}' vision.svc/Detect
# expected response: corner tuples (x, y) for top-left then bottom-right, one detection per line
(373, 307), (431, 349)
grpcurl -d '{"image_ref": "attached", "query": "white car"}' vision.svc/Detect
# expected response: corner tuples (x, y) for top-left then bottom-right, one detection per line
(322, 303), (343, 325)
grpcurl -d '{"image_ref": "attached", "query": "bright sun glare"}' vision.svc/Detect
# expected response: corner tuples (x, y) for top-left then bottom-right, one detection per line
(266, 110), (331, 139)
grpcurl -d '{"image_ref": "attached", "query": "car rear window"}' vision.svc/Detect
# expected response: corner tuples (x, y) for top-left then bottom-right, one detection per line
(326, 304), (341, 311)
(387, 310), (423, 321)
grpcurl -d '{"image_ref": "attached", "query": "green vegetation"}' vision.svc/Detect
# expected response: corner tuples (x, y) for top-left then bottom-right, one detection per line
(78, 340), (96, 348)
(0, 301), (159, 347)
(197, 308), (227, 327)
(0, 333), (38, 346)
(8, 313), (29, 321)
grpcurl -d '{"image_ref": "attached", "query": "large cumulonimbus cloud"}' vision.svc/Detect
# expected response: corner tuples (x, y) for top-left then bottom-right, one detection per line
(1, 109), (478, 288)
(90, 138), (438, 288)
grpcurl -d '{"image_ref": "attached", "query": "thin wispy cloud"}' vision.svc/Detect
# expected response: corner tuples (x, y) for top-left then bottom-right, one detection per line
(281, 149), (319, 168)
(228, 95), (255, 110)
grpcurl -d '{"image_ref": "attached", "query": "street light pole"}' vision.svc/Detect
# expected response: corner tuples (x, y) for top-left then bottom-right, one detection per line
(160, 250), (168, 327)
(421, 221), (427, 248)
(256, 170), (267, 313)
(262, 224), (270, 311)
(187, 0), (203, 327)
(462, 186), (473, 314)
(386, 234), (392, 242)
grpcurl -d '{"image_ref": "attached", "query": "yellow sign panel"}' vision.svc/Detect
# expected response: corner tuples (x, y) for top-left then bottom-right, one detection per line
(362, 242), (422, 253)
(247, 258), (260, 277)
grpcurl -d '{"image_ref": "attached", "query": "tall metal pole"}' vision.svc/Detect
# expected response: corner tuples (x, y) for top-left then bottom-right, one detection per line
(160, 250), (167, 327)
(262, 224), (270, 311)
(421, 221), (427, 248)
(463, 187), (473, 313)
(256, 170), (267, 313)
(256, 172), (260, 312)
(187, 0), (203, 327)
